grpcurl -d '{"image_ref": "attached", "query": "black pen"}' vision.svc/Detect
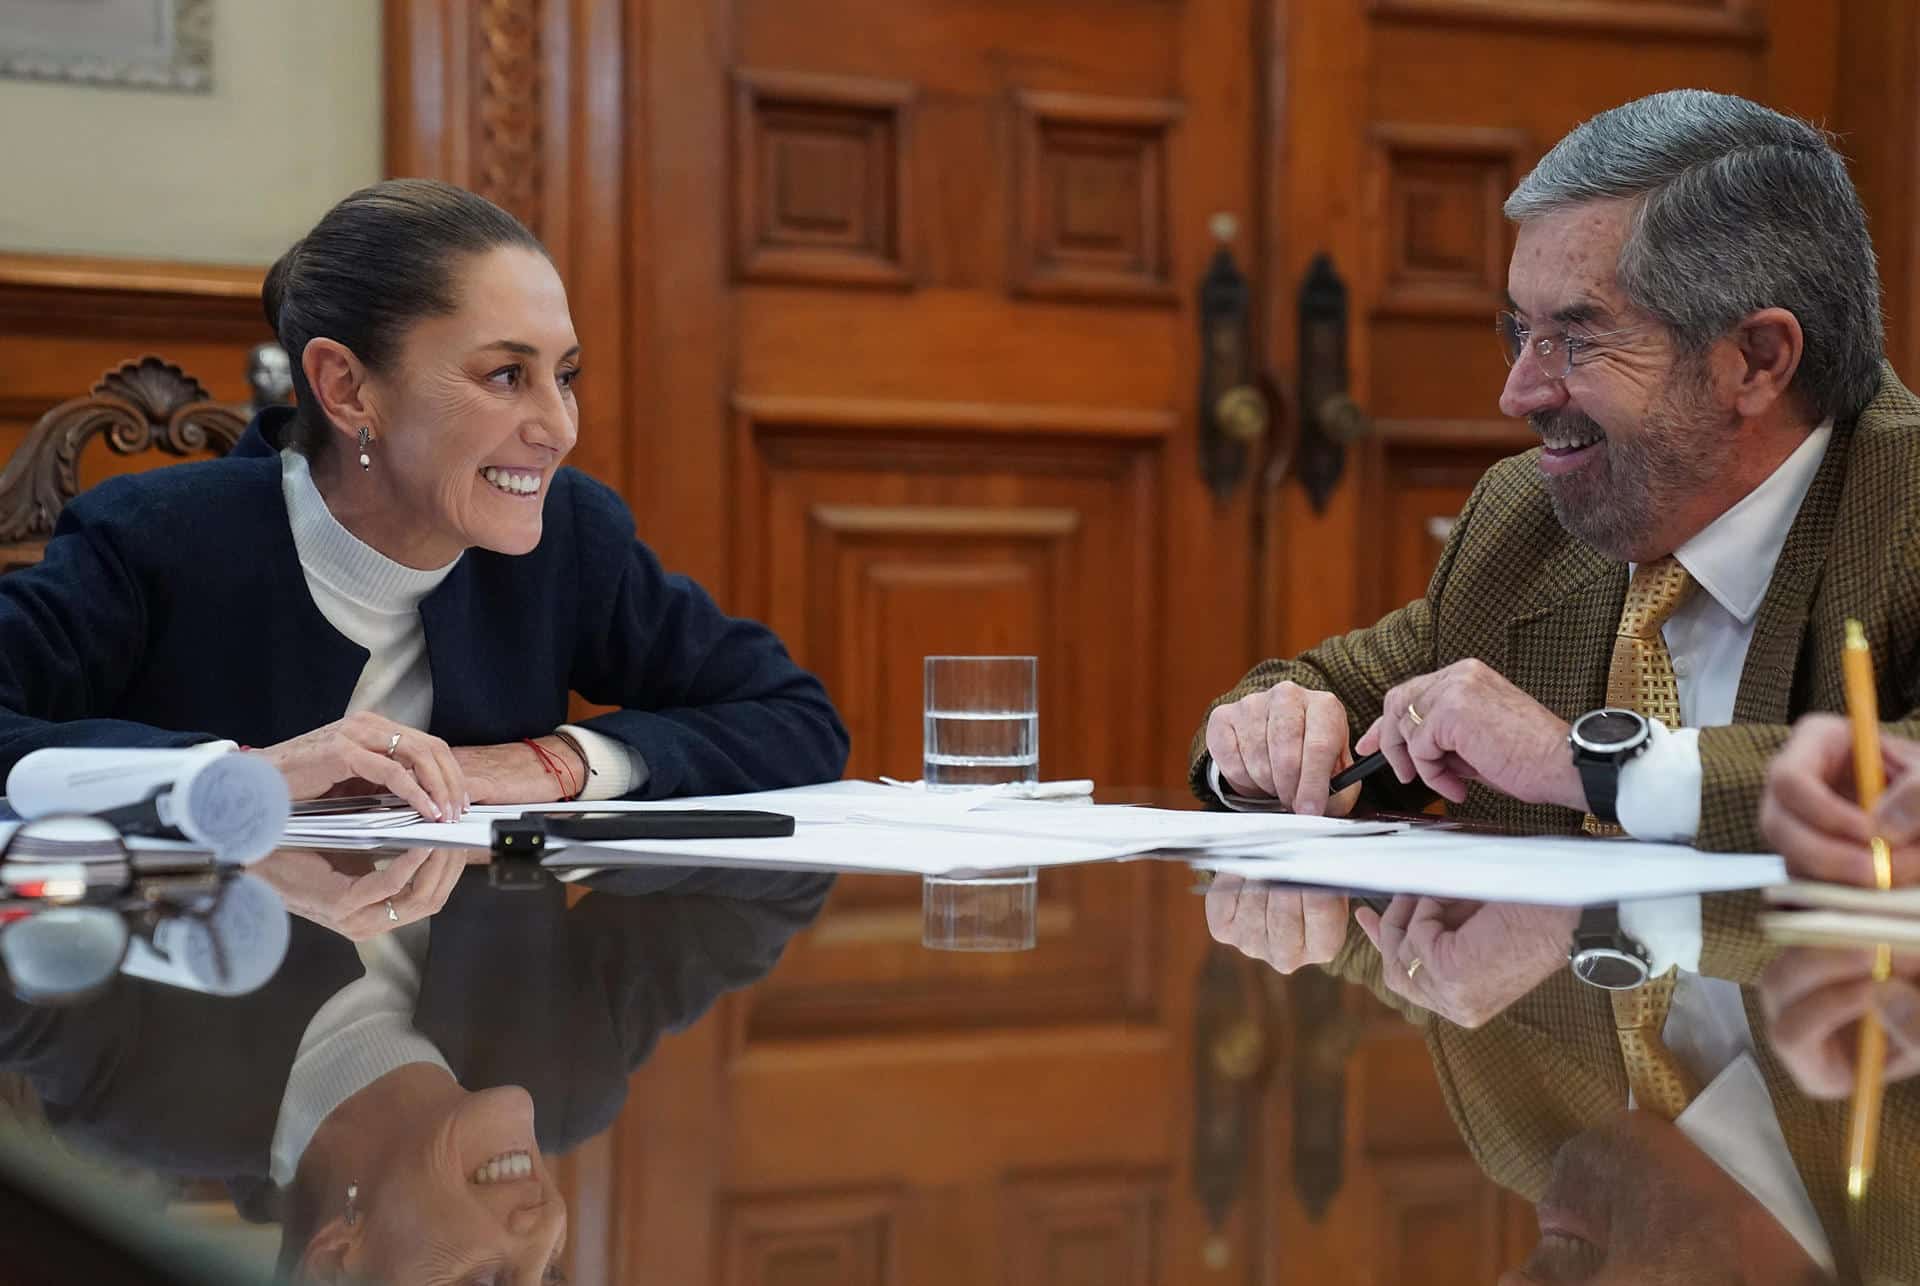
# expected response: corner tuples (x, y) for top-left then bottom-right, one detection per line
(1329, 749), (1390, 794)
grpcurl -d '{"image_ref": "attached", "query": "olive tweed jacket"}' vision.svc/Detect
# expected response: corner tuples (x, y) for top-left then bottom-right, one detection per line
(1189, 365), (1920, 1282)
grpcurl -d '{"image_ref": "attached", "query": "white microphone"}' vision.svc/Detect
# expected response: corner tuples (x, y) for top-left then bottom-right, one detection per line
(117, 872), (291, 996)
(6, 748), (289, 865)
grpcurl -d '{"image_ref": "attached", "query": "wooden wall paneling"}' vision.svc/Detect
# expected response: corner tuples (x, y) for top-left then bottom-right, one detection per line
(1834, 2), (1920, 381)
(0, 255), (269, 489)
(1368, 0), (1763, 43)
(721, 1189), (904, 1286)
(1367, 1156), (1508, 1284)
(626, 0), (734, 593)
(734, 70), (916, 289)
(1258, 0), (1373, 665)
(1000, 1171), (1166, 1286)
(1368, 125), (1532, 322)
(1010, 90), (1182, 304)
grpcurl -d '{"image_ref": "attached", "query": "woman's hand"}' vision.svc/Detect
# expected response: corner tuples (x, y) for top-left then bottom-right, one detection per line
(1759, 713), (1920, 885)
(250, 847), (477, 942)
(454, 736), (589, 804)
(250, 712), (467, 821)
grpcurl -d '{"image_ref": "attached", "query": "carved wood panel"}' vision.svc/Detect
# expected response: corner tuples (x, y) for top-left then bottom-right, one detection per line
(1361, 421), (1530, 617)
(1002, 1172), (1166, 1286)
(1371, 125), (1532, 319)
(721, 1189), (902, 1286)
(1012, 91), (1183, 304)
(734, 71), (915, 288)
(1370, 0), (1762, 42)
(729, 398), (1165, 1037)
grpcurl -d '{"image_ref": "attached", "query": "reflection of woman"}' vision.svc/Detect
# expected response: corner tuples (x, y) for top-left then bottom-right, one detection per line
(0, 179), (846, 816)
(0, 863), (832, 1283)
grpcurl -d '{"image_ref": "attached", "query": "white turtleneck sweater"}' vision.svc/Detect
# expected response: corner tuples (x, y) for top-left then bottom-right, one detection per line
(278, 447), (643, 797)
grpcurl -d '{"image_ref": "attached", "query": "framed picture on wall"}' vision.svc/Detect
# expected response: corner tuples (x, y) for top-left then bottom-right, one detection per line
(0, 0), (211, 92)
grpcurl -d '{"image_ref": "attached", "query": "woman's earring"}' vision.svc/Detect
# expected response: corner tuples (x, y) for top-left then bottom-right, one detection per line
(344, 1181), (360, 1226)
(357, 427), (372, 472)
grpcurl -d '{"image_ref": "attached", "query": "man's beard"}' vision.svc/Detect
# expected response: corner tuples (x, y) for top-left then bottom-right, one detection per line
(1534, 369), (1733, 561)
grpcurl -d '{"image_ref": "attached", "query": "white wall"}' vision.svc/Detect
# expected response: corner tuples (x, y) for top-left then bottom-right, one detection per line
(0, 0), (382, 264)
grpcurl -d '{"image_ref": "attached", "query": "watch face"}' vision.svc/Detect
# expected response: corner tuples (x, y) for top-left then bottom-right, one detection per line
(1573, 948), (1650, 991)
(1572, 708), (1648, 753)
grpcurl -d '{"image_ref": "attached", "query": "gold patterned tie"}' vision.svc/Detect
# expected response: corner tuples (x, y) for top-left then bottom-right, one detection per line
(1613, 968), (1700, 1120)
(1590, 555), (1700, 1118)
(1605, 555), (1695, 730)
(1584, 556), (1696, 838)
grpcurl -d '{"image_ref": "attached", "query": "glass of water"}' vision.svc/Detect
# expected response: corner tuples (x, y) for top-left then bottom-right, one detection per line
(922, 655), (1038, 790)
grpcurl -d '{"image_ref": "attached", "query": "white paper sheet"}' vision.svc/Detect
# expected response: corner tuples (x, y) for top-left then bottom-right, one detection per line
(1196, 832), (1786, 905)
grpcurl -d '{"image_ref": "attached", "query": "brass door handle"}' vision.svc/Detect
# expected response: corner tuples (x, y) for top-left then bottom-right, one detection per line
(1215, 385), (1270, 444)
(1314, 391), (1370, 445)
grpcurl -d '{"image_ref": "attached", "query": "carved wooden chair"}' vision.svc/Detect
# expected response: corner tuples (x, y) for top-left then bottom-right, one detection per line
(0, 357), (249, 574)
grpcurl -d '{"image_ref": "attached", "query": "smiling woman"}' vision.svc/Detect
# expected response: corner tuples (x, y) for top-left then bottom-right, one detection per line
(0, 178), (849, 830)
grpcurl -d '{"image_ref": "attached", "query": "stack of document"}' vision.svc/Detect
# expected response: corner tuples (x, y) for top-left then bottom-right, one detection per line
(265, 780), (1788, 904)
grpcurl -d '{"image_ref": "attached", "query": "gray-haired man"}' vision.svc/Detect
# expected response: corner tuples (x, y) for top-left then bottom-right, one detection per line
(1199, 90), (1920, 1280)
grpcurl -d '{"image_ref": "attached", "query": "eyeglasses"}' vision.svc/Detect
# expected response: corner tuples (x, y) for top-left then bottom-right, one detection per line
(1495, 311), (1653, 381)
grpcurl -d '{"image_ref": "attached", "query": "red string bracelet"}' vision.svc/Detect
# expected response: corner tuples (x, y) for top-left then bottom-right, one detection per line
(522, 737), (579, 800)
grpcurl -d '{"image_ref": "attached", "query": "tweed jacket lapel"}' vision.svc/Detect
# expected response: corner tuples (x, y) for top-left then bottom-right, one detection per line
(1732, 414), (1856, 725)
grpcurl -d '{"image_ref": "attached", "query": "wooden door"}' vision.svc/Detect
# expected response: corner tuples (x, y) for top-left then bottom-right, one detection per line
(615, 3), (1276, 1283)
(379, 1), (1868, 1283)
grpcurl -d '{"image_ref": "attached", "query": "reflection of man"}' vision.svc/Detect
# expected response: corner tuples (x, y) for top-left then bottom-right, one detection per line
(1504, 1111), (1827, 1286)
(1201, 89), (1920, 1281)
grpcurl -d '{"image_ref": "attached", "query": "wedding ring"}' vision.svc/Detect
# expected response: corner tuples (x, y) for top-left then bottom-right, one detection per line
(386, 899), (399, 922)
(1405, 957), (1424, 980)
(386, 732), (402, 759)
(1406, 702), (1424, 728)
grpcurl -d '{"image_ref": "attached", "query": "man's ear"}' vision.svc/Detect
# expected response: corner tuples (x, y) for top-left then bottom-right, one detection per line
(1728, 307), (1805, 419)
(302, 338), (380, 453)
(294, 1215), (362, 1284)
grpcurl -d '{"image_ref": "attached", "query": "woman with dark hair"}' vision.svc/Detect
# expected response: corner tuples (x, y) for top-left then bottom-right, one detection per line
(0, 180), (847, 871)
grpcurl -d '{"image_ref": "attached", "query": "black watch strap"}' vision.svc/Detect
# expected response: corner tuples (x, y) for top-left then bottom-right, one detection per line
(1576, 755), (1620, 824)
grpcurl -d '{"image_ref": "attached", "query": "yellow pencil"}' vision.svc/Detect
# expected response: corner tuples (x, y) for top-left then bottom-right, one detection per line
(1842, 618), (1892, 1204)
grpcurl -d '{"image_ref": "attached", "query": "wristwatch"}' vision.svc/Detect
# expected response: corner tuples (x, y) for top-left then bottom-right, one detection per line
(1568, 904), (1652, 990)
(1567, 707), (1653, 825)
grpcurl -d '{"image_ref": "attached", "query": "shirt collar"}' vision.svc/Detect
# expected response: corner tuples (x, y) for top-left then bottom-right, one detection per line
(1668, 420), (1832, 625)
(1675, 1051), (1836, 1276)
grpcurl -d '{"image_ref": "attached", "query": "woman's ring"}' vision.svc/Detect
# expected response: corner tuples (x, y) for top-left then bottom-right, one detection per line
(386, 732), (402, 759)
(386, 899), (399, 922)
(1406, 702), (1424, 728)
(1405, 957), (1424, 980)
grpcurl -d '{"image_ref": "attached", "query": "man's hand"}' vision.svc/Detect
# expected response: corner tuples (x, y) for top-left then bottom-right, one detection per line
(1356, 894), (1577, 1028)
(1205, 873), (1350, 974)
(1204, 681), (1364, 817)
(1759, 713), (1920, 885)
(1759, 947), (1920, 1098)
(1356, 659), (1585, 811)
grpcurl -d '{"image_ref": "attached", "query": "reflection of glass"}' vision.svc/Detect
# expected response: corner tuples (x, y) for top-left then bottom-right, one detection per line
(923, 655), (1038, 790)
(921, 868), (1038, 951)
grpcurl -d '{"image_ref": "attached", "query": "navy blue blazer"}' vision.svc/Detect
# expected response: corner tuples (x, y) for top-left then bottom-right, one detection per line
(0, 408), (848, 796)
